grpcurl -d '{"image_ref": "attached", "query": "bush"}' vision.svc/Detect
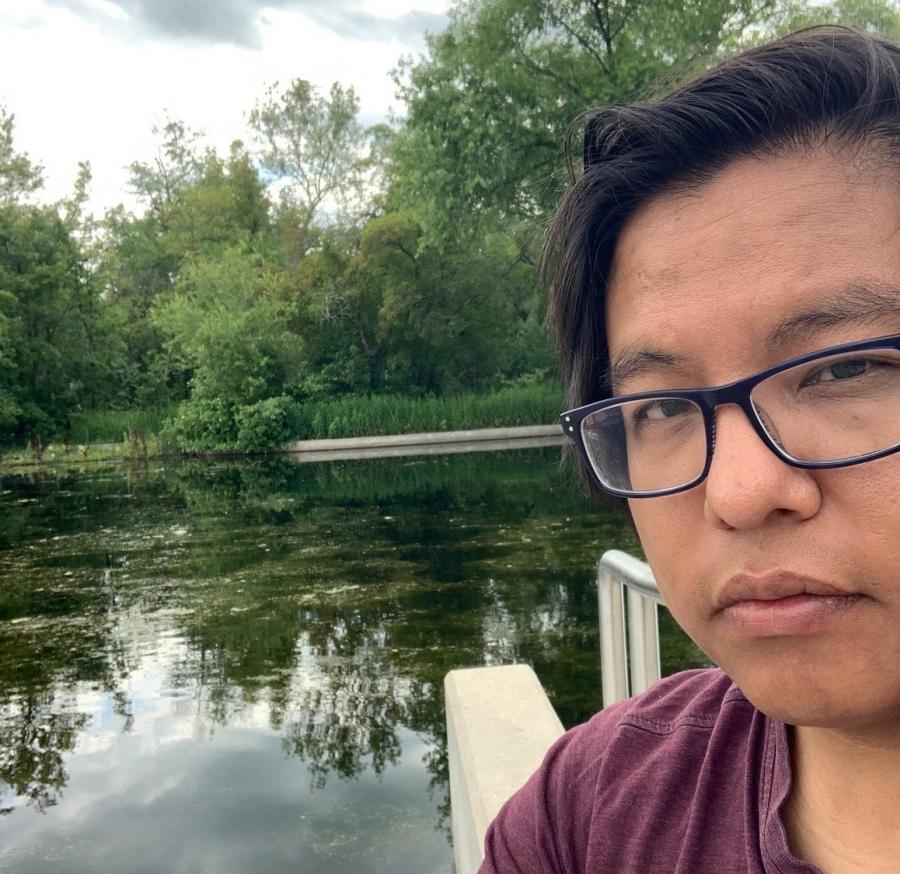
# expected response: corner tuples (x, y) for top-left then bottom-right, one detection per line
(234, 396), (294, 452)
(164, 398), (238, 452)
(163, 395), (296, 453)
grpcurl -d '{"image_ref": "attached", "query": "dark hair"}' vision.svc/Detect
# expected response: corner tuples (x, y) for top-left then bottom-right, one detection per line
(544, 26), (900, 499)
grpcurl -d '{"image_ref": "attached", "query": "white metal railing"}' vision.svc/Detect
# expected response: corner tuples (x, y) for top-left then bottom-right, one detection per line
(597, 549), (664, 707)
(445, 550), (663, 871)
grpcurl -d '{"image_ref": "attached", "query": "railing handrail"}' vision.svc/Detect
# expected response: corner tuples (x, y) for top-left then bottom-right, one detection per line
(598, 549), (664, 603)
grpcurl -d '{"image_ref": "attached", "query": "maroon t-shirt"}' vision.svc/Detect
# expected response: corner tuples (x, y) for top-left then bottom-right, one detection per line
(479, 668), (821, 873)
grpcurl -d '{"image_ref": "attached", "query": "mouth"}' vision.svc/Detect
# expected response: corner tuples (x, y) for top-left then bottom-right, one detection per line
(714, 572), (865, 637)
(714, 571), (858, 612)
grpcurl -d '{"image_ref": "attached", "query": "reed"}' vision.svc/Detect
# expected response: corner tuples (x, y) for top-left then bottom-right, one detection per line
(290, 384), (564, 440)
(68, 407), (177, 444)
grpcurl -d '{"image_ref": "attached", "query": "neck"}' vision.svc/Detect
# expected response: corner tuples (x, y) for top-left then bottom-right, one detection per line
(784, 722), (900, 873)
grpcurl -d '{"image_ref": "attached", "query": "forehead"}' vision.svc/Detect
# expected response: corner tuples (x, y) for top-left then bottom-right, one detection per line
(605, 149), (900, 383)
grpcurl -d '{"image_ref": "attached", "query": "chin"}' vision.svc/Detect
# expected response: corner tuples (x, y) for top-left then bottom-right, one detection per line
(720, 654), (900, 731)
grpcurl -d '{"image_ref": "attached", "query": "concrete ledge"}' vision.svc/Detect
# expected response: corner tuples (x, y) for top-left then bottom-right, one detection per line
(445, 664), (564, 874)
(287, 434), (563, 463)
(287, 424), (560, 453)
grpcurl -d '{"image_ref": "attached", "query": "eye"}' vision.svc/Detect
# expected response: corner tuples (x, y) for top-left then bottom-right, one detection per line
(633, 398), (693, 423)
(817, 358), (871, 381)
(801, 357), (880, 386)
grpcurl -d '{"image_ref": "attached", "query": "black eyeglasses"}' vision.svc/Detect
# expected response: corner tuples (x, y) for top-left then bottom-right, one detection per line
(560, 334), (900, 498)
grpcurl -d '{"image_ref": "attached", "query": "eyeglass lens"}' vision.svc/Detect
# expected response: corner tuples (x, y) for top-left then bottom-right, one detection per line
(581, 346), (900, 495)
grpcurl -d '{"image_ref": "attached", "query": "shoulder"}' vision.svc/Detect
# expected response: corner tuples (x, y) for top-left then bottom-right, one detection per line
(480, 669), (756, 874)
(558, 667), (749, 768)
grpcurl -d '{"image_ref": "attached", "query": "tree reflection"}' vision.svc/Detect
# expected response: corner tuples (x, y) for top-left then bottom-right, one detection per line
(280, 666), (405, 789)
(0, 451), (699, 837)
(0, 689), (89, 814)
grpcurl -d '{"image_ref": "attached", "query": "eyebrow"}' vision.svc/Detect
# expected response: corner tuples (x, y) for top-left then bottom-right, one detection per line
(606, 348), (685, 391)
(765, 283), (900, 348)
(608, 282), (900, 391)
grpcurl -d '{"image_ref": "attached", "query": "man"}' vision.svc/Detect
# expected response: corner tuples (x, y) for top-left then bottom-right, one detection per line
(480, 26), (900, 874)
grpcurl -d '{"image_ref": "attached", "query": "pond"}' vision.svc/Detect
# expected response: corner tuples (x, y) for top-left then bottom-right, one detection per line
(0, 447), (708, 873)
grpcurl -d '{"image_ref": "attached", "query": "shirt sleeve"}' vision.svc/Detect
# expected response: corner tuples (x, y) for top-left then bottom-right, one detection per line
(477, 711), (614, 874)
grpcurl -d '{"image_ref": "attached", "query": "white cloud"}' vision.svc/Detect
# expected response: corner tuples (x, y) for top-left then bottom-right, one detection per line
(0, 0), (449, 214)
(361, 0), (449, 16)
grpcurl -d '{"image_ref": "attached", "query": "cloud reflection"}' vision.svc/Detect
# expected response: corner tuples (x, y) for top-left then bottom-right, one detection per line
(0, 453), (659, 872)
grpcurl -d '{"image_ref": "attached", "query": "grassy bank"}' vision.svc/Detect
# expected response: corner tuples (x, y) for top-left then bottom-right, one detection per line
(68, 407), (177, 445)
(289, 384), (564, 440)
(0, 384), (565, 470)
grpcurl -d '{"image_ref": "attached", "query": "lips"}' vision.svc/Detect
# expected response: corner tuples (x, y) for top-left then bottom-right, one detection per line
(713, 571), (858, 614)
(712, 571), (866, 636)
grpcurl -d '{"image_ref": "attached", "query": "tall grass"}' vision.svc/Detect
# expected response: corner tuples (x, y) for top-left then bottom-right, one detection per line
(15, 385), (563, 460)
(290, 383), (564, 440)
(68, 407), (177, 444)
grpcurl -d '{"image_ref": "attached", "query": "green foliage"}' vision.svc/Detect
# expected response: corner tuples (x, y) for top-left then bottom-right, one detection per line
(0, 106), (43, 206)
(249, 79), (377, 248)
(96, 123), (274, 410)
(750, 0), (900, 40)
(159, 383), (561, 453)
(163, 394), (293, 455)
(234, 396), (294, 451)
(289, 211), (552, 397)
(291, 382), (564, 440)
(0, 203), (105, 441)
(163, 397), (238, 452)
(4, 1), (899, 445)
(152, 247), (297, 406)
(390, 0), (773, 238)
(67, 407), (176, 445)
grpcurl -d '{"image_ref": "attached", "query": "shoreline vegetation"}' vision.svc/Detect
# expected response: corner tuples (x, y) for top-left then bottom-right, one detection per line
(4, 3), (889, 471)
(0, 383), (564, 473)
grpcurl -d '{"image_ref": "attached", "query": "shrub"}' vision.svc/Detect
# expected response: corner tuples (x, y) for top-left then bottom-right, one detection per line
(234, 396), (294, 452)
(164, 398), (238, 452)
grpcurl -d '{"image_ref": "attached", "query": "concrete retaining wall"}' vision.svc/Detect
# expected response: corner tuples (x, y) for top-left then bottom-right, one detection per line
(445, 664), (564, 874)
(287, 424), (560, 453)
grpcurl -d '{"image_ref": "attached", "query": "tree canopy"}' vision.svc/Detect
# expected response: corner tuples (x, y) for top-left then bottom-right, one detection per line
(1, 0), (897, 448)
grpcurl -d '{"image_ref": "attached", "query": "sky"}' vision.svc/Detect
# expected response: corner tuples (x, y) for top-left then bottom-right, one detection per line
(0, 0), (452, 214)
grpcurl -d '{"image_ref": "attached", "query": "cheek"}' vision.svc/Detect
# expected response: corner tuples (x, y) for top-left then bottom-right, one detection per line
(627, 493), (706, 616)
(818, 461), (900, 577)
(629, 493), (700, 560)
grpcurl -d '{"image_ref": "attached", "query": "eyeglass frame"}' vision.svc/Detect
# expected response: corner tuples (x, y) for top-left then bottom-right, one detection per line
(560, 332), (900, 499)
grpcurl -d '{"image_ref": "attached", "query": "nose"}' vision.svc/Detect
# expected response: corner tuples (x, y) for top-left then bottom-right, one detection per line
(703, 404), (821, 529)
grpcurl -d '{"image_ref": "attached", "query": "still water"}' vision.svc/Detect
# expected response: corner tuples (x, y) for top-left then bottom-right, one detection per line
(0, 448), (706, 873)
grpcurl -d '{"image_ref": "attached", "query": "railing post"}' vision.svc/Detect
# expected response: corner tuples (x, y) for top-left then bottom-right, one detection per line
(597, 562), (629, 707)
(598, 550), (663, 706)
(626, 587), (661, 697)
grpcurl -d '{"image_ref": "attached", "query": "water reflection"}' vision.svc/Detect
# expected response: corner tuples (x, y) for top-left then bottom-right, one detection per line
(0, 451), (706, 872)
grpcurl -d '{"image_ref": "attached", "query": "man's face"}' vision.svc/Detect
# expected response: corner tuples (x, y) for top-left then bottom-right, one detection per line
(606, 148), (900, 730)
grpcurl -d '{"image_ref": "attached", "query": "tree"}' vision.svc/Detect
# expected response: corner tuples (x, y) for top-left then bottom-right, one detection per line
(100, 125), (272, 408)
(288, 211), (549, 397)
(60, 161), (94, 240)
(0, 113), (115, 439)
(0, 205), (101, 439)
(0, 106), (42, 207)
(748, 0), (900, 39)
(127, 117), (205, 216)
(249, 80), (376, 251)
(153, 247), (295, 405)
(390, 0), (776, 240)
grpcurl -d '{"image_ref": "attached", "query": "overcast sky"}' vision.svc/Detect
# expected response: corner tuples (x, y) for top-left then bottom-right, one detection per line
(0, 0), (451, 214)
